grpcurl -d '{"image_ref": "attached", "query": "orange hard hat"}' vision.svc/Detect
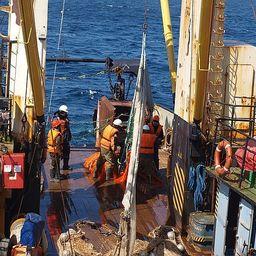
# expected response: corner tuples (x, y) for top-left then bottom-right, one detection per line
(153, 115), (159, 122)
(51, 119), (61, 128)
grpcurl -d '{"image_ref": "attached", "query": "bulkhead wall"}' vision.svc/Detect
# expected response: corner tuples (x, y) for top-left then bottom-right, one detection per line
(203, 44), (256, 136)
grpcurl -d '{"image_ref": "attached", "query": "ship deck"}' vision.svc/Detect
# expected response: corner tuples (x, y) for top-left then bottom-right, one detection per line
(40, 148), (170, 255)
(206, 167), (256, 205)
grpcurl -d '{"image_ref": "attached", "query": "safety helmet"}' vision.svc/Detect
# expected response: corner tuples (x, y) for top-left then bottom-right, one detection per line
(113, 119), (122, 127)
(59, 105), (68, 113)
(153, 115), (160, 122)
(143, 125), (150, 131)
(51, 119), (61, 128)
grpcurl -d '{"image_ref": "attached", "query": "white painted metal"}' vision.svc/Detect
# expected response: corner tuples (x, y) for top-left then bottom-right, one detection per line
(235, 199), (254, 256)
(8, 0), (48, 136)
(214, 182), (230, 256)
(153, 104), (174, 148)
(254, 223), (256, 249)
(174, 0), (205, 122)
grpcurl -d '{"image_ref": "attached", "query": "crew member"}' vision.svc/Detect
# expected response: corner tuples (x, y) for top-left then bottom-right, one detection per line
(47, 120), (63, 182)
(112, 67), (125, 101)
(115, 123), (126, 163)
(54, 105), (72, 172)
(94, 119), (122, 181)
(138, 125), (156, 179)
(149, 115), (164, 171)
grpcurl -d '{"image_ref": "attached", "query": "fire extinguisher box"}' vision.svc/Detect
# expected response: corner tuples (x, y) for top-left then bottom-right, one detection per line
(2, 153), (25, 189)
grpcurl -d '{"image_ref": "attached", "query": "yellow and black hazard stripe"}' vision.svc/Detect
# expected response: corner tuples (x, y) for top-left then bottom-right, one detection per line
(214, 181), (220, 219)
(173, 163), (186, 216)
(190, 233), (206, 243)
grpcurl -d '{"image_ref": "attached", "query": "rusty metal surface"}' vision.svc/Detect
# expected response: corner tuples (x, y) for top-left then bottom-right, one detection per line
(95, 96), (115, 147)
(95, 98), (132, 147)
(109, 100), (132, 107)
(40, 149), (169, 255)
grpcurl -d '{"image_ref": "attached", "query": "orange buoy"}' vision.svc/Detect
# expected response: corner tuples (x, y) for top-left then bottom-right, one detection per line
(214, 140), (232, 176)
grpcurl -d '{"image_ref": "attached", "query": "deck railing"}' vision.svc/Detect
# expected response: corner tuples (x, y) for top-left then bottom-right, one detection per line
(210, 100), (256, 188)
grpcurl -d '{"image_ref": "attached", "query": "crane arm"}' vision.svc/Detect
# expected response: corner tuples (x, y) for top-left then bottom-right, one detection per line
(18, 0), (45, 123)
(160, 0), (177, 93)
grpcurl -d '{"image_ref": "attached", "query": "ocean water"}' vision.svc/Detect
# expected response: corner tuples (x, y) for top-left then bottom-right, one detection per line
(45, 0), (256, 147)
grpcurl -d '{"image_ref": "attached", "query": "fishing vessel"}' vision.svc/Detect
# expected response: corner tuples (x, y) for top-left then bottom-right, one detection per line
(0, 0), (255, 256)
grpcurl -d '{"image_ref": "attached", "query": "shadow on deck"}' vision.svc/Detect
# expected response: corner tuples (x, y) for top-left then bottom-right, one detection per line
(40, 148), (169, 255)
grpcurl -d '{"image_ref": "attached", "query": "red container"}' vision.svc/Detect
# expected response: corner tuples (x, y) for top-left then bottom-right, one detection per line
(2, 153), (25, 189)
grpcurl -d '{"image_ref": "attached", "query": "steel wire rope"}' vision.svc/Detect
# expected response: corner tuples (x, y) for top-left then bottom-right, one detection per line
(44, 0), (75, 253)
(46, 0), (67, 125)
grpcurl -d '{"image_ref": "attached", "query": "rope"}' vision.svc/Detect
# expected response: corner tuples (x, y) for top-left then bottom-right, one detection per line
(188, 166), (196, 191)
(46, 0), (67, 125)
(188, 164), (206, 211)
(143, 0), (149, 31)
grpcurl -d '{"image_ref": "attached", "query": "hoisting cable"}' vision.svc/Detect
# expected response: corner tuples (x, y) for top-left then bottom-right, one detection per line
(143, 0), (149, 32)
(44, 0), (75, 252)
(46, 0), (66, 125)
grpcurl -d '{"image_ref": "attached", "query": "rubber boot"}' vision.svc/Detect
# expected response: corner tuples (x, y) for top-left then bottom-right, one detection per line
(105, 168), (112, 181)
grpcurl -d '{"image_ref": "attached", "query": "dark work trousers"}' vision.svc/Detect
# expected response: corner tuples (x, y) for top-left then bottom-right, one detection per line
(50, 153), (60, 179)
(154, 144), (159, 171)
(94, 147), (117, 180)
(62, 142), (70, 169)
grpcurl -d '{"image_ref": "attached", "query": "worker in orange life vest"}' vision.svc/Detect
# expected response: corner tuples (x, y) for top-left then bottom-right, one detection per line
(47, 119), (63, 182)
(138, 124), (156, 177)
(54, 105), (72, 172)
(149, 115), (164, 171)
(93, 119), (122, 181)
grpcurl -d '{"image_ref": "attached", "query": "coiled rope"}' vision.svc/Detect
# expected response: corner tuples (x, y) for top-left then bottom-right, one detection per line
(188, 164), (206, 211)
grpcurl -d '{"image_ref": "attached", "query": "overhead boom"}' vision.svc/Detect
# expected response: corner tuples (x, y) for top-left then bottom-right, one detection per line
(18, 0), (45, 122)
(160, 0), (177, 93)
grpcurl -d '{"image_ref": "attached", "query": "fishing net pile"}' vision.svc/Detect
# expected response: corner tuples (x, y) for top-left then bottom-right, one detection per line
(57, 222), (185, 256)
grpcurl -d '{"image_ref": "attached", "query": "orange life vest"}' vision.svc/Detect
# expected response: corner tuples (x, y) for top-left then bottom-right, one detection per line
(149, 123), (163, 137)
(140, 133), (156, 154)
(47, 129), (62, 154)
(100, 125), (118, 150)
(59, 119), (67, 134)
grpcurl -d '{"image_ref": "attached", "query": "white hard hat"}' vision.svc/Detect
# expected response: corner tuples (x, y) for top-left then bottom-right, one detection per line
(113, 119), (122, 126)
(143, 125), (150, 131)
(59, 105), (68, 113)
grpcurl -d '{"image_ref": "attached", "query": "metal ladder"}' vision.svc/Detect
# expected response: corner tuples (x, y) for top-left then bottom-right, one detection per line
(205, 0), (226, 135)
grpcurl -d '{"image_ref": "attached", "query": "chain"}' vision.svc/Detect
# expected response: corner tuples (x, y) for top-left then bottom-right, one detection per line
(143, 0), (149, 32)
